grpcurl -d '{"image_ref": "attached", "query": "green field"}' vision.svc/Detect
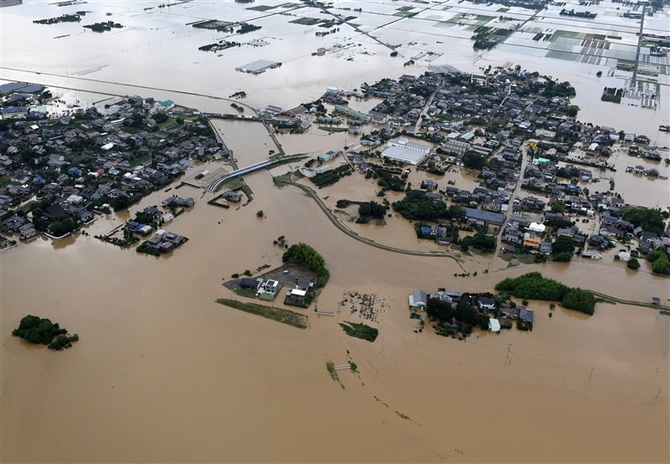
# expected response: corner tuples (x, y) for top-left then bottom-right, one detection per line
(216, 298), (308, 329)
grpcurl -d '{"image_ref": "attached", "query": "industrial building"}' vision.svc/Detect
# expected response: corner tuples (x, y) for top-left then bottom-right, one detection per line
(235, 59), (281, 75)
(381, 137), (431, 165)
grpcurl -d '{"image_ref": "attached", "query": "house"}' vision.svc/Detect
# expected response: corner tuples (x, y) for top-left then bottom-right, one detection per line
(162, 196), (195, 208)
(263, 279), (280, 295)
(477, 296), (496, 311)
(519, 306), (534, 325)
(239, 278), (262, 291)
(284, 288), (308, 306)
(500, 304), (521, 319)
(143, 206), (162, 219)
(421, 179), (438, 191)
(408, 289), (428, 310)
(295, 277), (313, 291)
(523, 235), (541, 249)
(222, 190), (242, 203)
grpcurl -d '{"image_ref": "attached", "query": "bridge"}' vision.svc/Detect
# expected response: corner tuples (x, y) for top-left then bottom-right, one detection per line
(205, 155), (305, 193)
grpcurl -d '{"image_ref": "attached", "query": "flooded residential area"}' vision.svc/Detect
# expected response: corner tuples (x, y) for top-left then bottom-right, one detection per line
(1, 0), (669, 463)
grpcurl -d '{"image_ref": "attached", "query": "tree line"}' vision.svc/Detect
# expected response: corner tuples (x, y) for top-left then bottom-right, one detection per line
(495, 272), (596, 315)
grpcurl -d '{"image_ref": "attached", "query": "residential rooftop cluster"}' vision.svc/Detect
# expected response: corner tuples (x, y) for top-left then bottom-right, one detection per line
(284, 66), (669, 271)
(0, 84), (226, 242)
(409, 288), (535, 339)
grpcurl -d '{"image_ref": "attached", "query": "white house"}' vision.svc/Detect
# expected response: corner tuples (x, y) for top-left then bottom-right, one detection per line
(263, 279), (280, 295)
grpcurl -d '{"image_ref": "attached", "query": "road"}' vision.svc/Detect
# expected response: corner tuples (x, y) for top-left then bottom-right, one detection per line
(488, 143), (530, 270)
(414, 77), (444, 134)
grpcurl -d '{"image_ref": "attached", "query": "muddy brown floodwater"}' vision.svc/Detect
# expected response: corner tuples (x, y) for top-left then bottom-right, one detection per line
(2, 165), (668, 463)
(1, 1), (669, 460)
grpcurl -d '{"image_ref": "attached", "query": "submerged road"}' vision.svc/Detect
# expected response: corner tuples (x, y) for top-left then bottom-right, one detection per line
(285, 180), (466, 265)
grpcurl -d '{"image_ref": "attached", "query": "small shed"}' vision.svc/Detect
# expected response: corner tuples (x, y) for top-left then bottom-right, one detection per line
(488, 318), (501, 332)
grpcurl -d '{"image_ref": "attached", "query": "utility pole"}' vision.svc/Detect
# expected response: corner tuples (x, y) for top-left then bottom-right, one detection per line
(631, 5), (646, 88)
(589, 367), (594, 381)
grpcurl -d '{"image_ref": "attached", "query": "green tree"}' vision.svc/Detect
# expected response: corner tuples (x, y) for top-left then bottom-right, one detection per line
(462, 151), (487, 169)
(646, 247), (666, 263)
(426, 298), (453, 322)
(651, 254), (670, 276)
(561, 288), (595, 315)
(495, 272), (568, 301)
(626, 258), (640, 270)
(549, 200), (566, 213)
(445, 204), (466, 220)
(552, 236), (575, 256)
(282, 243), (330, 287)
(12, 315), (67, 345)
(553, 251), (573, 262)
(358, 201), (386, 219)
(393, 189), (448, 221)
(621, 206), (665, 234)
(50, 217), (76, 237)
(455, 302), (480, 325)
(461, 233), (496, 252)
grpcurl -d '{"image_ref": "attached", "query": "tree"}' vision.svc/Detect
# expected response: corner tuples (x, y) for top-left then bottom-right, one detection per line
(621, 206), (665, 234)
(426, 298), (452, 322)
(626, 258), (640, 270)
(549, 200), (566, 213)
(282, 243), (330, 287)
(445, 204), (466, 220)
(12, 315), (67, 345)
(50, 217), (76, 237)
(561, 288), (595, 315)
(495, 272), (568, 301)
(153, 112), (169, 124)
(455, 302), (477, 325)
(651, 254), (670, 276)
(462, 151), (487, 169)
(256, 210), (264, 217)
(393, 189), (448, 221)
(358, 201), (386, 219)
(552, 236), (575, 256)
(553, 251), (573, 262)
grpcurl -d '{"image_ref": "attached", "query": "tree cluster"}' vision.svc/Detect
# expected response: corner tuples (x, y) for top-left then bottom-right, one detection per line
(462, 151), (487, 169)
(461, 232), (496, 252)
(427, 297), (490, 337)
(647, 247), (670, 275)
(495, 272), (595, 315)
(12, 315), (79, 350)
(358, 201), (387, 220)
(621, 206), (666, 234)
(551, 235), (575, 261)
(393, 190), (465, 222)
(282, 243), (330, 287)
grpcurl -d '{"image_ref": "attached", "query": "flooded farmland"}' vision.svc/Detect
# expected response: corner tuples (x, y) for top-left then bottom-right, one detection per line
(1, 0), (669, 462)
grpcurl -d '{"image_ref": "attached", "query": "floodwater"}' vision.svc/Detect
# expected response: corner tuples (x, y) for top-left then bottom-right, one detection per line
(2, 163), (669, 463)
(209, 119), (277, 167)
(1, 1), (670, 462)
